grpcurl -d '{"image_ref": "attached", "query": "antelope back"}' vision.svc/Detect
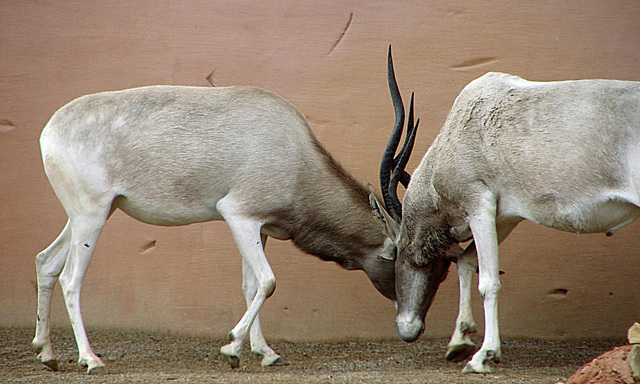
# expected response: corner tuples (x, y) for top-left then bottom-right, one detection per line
(412, 73), (640, 232)
(40, 86), (333, 226)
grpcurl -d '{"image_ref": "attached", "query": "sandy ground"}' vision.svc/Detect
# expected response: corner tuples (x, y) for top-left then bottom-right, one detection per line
(0, 327), (622, 384)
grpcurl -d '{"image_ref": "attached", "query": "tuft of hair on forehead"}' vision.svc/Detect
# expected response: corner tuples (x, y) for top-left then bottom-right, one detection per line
(412, 225), (456, 267)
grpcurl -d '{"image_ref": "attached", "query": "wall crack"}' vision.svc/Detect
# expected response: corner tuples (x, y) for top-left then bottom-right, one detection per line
(451, 57), (498, 71)
(0, 119), (15, 132)
(329, 12), (354, 55)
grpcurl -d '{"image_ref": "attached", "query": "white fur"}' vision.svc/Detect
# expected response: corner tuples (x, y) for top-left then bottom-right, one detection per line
(34, 85), (395, 373)
(393, 73), (640, 373)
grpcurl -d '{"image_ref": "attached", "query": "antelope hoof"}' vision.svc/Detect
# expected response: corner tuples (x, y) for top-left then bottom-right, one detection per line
(227, 355), (240, 369)
(35, 350), (59, 371)
(79, 357), (106, 374)
(221, 343), (241, 369)
(462, 350), (499, 374)
(33, 340), (58, 370)
(251, 345), (286, 367)
(445, 342), (477, 362)
(87, 364), (105, 375)
(41, 358), (59, 371)
(261, 355), (286, 367)
(462, 359), (491, 374)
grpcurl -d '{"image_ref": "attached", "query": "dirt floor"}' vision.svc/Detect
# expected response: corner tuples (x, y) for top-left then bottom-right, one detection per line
(0, 327), (623, 384)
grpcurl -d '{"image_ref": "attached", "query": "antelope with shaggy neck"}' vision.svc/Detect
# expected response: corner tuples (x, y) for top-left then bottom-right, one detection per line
(34, 64), (418, 373)
(373, 65), (640, 373)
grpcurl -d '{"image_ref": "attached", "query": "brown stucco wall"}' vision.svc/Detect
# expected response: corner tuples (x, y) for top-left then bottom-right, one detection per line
(1, 1), (639, 342)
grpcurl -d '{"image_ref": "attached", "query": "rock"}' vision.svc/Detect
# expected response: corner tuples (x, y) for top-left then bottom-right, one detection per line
(630, 345), (640, 382)
(628, 323), (640, 344)
(565, 345), (637, 384)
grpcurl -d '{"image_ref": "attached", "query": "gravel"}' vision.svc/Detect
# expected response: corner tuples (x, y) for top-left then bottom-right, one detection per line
(0, 327), (622, 384)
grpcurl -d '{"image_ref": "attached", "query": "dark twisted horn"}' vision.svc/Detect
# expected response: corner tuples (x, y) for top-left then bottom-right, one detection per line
(380, 45), (419, 222)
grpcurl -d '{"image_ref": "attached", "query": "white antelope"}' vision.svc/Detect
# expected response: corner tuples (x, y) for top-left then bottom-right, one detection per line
(34, 72), (418, 373)
(373, 56), (640, 373)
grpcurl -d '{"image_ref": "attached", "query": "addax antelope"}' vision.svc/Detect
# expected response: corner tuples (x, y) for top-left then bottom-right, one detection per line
(372, 57), (640, 373)
(34, 61), (418, 373)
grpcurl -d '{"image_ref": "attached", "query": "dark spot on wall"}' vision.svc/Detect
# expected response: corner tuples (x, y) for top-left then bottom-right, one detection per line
(206, 70), (216, 87)
(451, 57), (498, 71)
(547, 288), (569, 297)
(140, 240), (157, 254)
(0, 119), (15, 132)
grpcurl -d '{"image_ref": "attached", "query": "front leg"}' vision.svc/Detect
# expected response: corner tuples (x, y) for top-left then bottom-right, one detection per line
(446, 243), (478, 362)
(218, 224), (274, 368)
(218, 199), (277, 368)
(237, 237), (285, 367)
(463, 193), (501, 374)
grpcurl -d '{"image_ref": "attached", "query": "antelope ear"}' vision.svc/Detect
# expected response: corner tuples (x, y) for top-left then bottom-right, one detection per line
(369, 191), (399, 241)
(379, 238), (397, 261)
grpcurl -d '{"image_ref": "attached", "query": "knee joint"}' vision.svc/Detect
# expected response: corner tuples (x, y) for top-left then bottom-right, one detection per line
(263, 278), (276, 299)
(35, 251), (47, 266)
(478, 282), (501, 298)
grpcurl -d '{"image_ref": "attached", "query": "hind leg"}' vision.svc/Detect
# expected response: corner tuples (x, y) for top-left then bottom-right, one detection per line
(59, 213), (108, 374)
(32, 220), (72, 370)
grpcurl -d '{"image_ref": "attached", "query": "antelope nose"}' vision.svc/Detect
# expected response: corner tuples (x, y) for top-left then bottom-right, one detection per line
(395, 313), (424, 342)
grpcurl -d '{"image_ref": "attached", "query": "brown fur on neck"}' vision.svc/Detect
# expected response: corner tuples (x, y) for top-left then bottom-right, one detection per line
(287, 137), (386, 270)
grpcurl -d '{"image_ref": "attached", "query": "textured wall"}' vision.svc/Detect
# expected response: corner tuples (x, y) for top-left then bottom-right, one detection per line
(1, 1), (639, 341)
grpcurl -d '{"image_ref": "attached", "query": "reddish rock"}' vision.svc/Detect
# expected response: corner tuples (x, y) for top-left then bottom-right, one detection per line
(566, 345), (638, 384)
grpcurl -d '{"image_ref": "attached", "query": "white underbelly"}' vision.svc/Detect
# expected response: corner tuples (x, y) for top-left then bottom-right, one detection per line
(114, 195), (224, 226)
(500, 194), (640, 235)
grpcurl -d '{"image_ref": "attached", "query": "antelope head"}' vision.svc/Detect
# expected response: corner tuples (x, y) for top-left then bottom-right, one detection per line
(371, 46), (462, 342)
